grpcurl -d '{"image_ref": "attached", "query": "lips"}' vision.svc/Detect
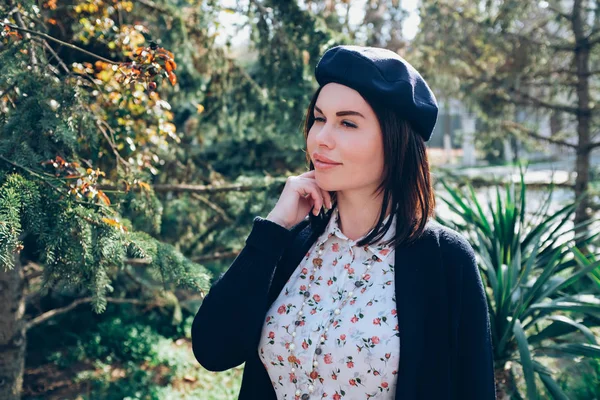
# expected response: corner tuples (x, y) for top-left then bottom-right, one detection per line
(316, 160), (339, 165)
(313, 153), (341, 165)
(313, 160), (341, 170)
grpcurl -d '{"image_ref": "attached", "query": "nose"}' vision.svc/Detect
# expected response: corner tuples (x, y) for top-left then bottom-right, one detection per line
(314, 120), (335, 148)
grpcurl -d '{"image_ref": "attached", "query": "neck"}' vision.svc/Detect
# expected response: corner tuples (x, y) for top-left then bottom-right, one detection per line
(334, 189), (392, 242)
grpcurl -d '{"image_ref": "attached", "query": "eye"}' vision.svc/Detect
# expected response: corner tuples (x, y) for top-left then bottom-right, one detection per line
(313, 117), (356, 129)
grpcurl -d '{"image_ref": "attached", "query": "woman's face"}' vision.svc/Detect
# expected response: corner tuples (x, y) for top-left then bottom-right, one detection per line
(307, 82), (385, 195)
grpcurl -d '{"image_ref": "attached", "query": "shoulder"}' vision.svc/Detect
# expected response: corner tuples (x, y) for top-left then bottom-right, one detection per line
(420, 221), (485, 309)
(421, 219), (477, 268)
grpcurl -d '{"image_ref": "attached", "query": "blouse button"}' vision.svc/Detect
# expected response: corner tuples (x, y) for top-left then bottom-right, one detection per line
(295, 320), (301, 326)
(308, 384), (315, 392)
(348, 291), (354, 297)
(313, 360), (318, 367)
(355, 280), (364, 287)
(334, 308), (341, 315)
(315, 347), (322, 355)
(302, 394), (310, 400)
(295, 389), (301, 396)
(289, 343), (296, 350)
(304, 291), (311, 298)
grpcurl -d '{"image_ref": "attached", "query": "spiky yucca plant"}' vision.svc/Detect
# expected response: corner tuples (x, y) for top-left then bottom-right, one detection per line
(437, 170), (600, 399)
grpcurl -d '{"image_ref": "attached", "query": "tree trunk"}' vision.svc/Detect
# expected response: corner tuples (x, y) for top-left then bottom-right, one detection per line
(0, 251), (26, 400)
(572, 0), (592, 234)
(494, 366), (521, 400)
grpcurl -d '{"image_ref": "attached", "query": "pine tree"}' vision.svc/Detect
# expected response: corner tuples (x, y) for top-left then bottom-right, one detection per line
(0, 0), (218, 397)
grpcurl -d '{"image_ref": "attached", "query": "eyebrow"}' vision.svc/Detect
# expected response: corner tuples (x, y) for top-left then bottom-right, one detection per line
(314, 105), (365, 119)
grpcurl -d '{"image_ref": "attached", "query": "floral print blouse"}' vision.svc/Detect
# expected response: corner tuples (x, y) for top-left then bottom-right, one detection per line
(258, 207), (399, 399)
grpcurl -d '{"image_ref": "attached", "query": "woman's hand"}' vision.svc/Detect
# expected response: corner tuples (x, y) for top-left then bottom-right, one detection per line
(266, 170), (333, 229)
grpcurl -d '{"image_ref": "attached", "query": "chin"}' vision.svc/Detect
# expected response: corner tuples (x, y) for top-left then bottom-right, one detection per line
(314, 179), (338, 193)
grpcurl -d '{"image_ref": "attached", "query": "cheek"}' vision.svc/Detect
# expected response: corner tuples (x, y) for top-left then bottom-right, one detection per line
(306, 126), (319, 153)
(342, 137), (385, 181)
(345, 136), (382, 167)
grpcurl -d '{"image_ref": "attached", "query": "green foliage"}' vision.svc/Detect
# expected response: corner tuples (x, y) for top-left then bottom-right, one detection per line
(557, 358), (600, 399)
(24, 303), (243, 400)
(437, 168), (600, 398)
(0, 171), (210, 313)
(0, 0), (219, 313)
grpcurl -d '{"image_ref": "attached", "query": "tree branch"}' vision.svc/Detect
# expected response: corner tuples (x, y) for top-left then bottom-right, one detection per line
(37, 38), (70, 74)
(192, 250), (240, 263)
(501, 120), (577, 149)
(545, 3), (572, 23)
(589, 33), (600, 46)
(2, 23), (118, 64)
(134, 0), (169, 13)
(588, 142), (600, 150)
(437, 1), (576, 51)
(95, 119), (130, 171)
(588, 27), (600, 43)
(516, 78), (578, 87)
(97, 177), (288, 194)
(190, 192), (233, 224)
(9, 0), (39, 71)
(25, 296), (159, 331)
(505, 86), (590, 115)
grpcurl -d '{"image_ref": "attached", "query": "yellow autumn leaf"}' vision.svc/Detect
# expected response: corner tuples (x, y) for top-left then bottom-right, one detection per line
(102, 217), (120, 227)
(97, 190), (111, 205)
(168, 71), (177, 86)
(138, 182), (151, 192)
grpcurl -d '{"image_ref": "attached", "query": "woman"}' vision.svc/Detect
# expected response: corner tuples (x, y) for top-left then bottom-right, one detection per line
(192, 45), (496, 400)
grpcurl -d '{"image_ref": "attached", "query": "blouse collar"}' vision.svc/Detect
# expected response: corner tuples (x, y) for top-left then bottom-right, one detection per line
(322, 207), (396, 264)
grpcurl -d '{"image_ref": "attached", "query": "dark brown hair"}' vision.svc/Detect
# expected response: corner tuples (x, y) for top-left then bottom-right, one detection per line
(302, 85), (435, 248)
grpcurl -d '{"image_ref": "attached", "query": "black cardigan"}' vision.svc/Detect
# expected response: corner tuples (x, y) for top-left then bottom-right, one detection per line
(192, 214), (497, 400)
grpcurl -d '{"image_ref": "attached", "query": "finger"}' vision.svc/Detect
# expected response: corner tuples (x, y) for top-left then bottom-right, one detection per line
(303, 185), (323, 216)
(309, 184), (327, 215)
(317, 187), (332, 209)
(297, 185), (315, 207)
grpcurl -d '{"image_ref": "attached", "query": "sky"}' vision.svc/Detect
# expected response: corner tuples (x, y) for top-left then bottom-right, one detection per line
(214, 0), (421, 49)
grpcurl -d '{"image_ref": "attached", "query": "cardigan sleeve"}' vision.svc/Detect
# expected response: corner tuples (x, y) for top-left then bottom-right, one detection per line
(450, 234), (497, 399)
(191, 216), (299, 372)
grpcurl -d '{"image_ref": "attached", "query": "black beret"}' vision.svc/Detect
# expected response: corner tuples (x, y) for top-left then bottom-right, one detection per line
(315, 45), (439, 142)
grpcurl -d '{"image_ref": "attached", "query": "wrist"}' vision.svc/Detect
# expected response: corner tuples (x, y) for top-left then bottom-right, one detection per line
(266, 214), (289, 229)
